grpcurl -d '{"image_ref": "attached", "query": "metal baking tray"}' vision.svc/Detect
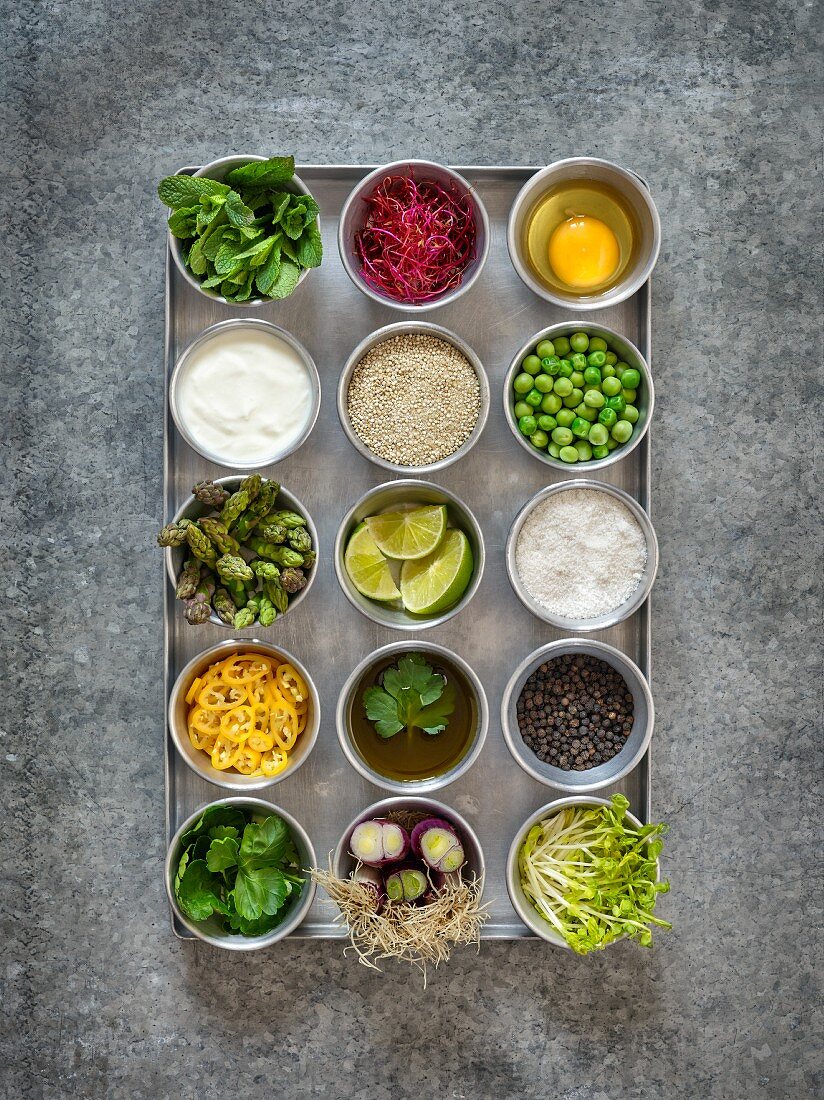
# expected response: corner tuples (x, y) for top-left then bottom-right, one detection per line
(163, 165), (652, 939)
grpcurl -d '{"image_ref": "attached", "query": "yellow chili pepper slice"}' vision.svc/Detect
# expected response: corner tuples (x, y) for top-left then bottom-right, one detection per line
(221, 654), (273, 685)
(259, 749), (289, 777)
(232, 746), (262, 775)
(211, 734), (241, 771)
(188, 726), (218, 753)
(198, 683), (248, 711)
(276, 663), (308, 704)
(185, 676), (203, 705)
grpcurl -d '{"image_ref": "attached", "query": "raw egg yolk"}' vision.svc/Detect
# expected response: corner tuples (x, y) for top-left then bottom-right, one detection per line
(548, 215), (620, 290)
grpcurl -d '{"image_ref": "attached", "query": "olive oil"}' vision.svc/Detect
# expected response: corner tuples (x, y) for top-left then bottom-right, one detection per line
(349, 653), (477, 782)
(524, 180), (639, 297)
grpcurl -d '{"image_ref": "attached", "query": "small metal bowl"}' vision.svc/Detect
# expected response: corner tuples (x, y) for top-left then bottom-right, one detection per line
(506, 480), (658, 632)
(337, 160), (490, 312)
(504, 321), (653, 474)
(333, 479), (485, 631)
(500, 638), (654, 793)
(506, 157), (661, 310)
(167, 154), (318, 306)
(165, 795), (317, 950)
(165, 474), (319, 628)
(169, 318), (321, 470)
(168, 639), (321, 791)
(336, 640), (489, 794)
(506, 795), (657, 947)
(332, 795), (485, 886)
(336, 321), (490, 475)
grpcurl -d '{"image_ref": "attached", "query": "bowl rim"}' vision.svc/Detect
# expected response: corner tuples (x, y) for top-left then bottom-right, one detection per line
(167, 153), (317, 307)
(505, 794), (655, 947)
(500, 637), (655, 793)
(335, 639), (490, 794)
(505, 156), (661, 310)
(164, 473), (319, 628)
(502, 320), (654, 474)
(336, 319), (490, 474)
(168, 317), (321, 470)
(164, 794), (317, 950)
(336, 158), (491, 312)
(505, 478), (659, 631)
(167, 638), (321, 791)
(332, 477), (486, 631)
(331, 794), (486, 886)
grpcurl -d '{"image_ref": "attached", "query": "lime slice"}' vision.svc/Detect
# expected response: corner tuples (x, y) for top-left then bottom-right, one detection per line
(400, 529), (474, 615)
(366, 505), (448, 561)
(344, 523), (401, 602)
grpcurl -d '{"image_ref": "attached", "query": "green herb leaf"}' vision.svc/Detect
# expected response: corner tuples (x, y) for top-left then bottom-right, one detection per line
(226, 156), (295, 190)
(282, 208), (305, 240)
(206, 836), (239, 872)
(269, 191), (293, 223)
(239, 815), (290, 868)
(232, 866), (289, 920)
(363, 686), (406, 739)
(362, 653), (452, 739)
(296, 223), (323, 269)
(225, 190), (256, 227)
(266, 258), (301, 299)
(158, 174), (230, 209)
(167, 206), (199, 238)
(180, 806), (247, 848)
(255, 239), (282, 295)
(176, 860), (228, 921)
(415, 680), (456, 735)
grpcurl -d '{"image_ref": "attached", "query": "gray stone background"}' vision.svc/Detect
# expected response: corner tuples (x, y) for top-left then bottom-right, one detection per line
(2, 0), (821, 1097)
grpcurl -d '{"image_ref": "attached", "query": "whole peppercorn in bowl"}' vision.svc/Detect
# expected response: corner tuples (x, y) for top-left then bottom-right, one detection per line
(500, 639), (654, 793)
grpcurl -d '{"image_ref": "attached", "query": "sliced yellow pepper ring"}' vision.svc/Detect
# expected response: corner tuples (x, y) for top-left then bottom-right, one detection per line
(188, 726), (218, 753)
(211, 734), (241, 771)
(233, 746), (262, 775)
(188, 707), (221, 735)
(219, 705), (255, 742)
(247, 730), (275, 752)
(185, 676), (203, 706)
(199, 683), (248, 711)
(276, 665), (308, 704)
(221, 655), (273, 685)
(259, 749), (289, 777)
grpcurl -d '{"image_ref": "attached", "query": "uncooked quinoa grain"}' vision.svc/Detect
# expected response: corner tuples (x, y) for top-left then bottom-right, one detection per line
(515, 488), (647, 620)
(347, 334), (481, 466)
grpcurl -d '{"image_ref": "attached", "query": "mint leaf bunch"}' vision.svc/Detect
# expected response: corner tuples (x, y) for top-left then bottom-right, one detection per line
(158, 156), (322, 302)
(174, 807), (304, 937)
(363, 652), (456, 740)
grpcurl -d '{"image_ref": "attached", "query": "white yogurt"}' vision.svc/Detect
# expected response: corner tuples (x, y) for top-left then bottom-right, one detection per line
(176, 327), (314, 464)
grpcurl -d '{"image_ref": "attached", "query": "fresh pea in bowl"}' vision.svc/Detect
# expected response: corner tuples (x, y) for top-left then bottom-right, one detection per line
(504, 322), (653, 473)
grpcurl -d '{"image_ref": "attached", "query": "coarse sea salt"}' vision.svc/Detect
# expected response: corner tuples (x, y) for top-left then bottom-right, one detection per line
(515, 488), (647, 620)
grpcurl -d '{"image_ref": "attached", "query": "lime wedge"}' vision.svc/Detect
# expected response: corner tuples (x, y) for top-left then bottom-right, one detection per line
(344, 523), (401, 602)
(366, 505), (448, 561)
(400, 529), (474, 615)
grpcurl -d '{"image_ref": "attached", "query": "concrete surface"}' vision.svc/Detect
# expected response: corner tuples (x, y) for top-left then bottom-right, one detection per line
(1, 0), (821, 1097)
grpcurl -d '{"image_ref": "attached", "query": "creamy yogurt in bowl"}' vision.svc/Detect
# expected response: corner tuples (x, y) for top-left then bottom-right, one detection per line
(170, 319), (320, 468)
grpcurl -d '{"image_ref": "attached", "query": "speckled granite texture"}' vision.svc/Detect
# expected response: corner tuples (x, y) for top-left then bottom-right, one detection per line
(1, 0), (821, 1097)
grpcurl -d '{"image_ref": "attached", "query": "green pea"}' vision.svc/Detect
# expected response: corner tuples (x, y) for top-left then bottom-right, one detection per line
(571, 417), (591, 439)
(611, 420), (633, 443)
(522, 354), (542, 375)
(530, 429), (549, 449)
(556, 408), (575, 427)
(621, 388), (637, 403)
(569, 332), (589, 353)
(570, 370), (585, 388)
(514, 401), (533, 418)
(559, 445), (579, 463)
(563, 388), (584, 408)
(615, 361), (630, 375)
(620, 368), (641, 390)
(541, 393), (562, 414)
(557, 359), (574, 378)
(607, 437), (619, 451)
(598, 407), (618, 428)
(551, 426), (573, 446)
(588, 422), (609, 447)
(583, 366), (602, 386)
(553, 336), (571, 356)
(575, 439), (593, 461)
(606, 394), (626, 414)
(534, 374), (554, 393)
(587, 350), (606, 368)
(541, 356), (561, 376)
(604, 351), (618, 365)
(601, 364), (616, 378)
(537, 414), (557, 432)
(592, 444), (610, 459)
(570, 352), (587, 371)
(575, 403), (597, 422)
(601, 376), (622, 397)
(518, 414), (537, 436)
(553, 377), (573, 397)
(525, 389), (543, 408)
(588, 337), (607, 353)
(513, 372), (534, 394)
(548, 441), (562, 458)
(583, 389), (606, 409)
(623, 404), (640, 424)
(535, 339), (555, 359)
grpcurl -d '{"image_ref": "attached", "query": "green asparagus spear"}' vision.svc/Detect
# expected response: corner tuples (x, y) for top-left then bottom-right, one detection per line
(157, 519), (191, 547)
(264, 509), (306, 530)
(192, 481), (230, 507)
(233, 607), (256, 630)
(287, 527), (312, 553)
(250, 559), (280, 582)
(248, 537), (304, 567)
(198, 517), (241, 555)
(301, 549), (316, 570)
(280, 567), (307, 594)
(249, 480), (279, 516)
(264, 579), (289, 614)
(233, 508), (263, 543)
(259, 521), (288, 544)
(185, 523), (218, 568)
(239, 474), (263, 502)
(225, 578), (247, 609)
(175, 557), (201, 600)
(220, 489), (250, 531)
(213, 587), (236, 625)
(216, 554), (254, 584)
(184, 575), (215, 625)
(258, 595), (277, 627)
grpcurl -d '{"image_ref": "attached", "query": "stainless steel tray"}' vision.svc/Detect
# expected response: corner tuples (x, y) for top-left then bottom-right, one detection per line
(164, 165), (652, 939)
